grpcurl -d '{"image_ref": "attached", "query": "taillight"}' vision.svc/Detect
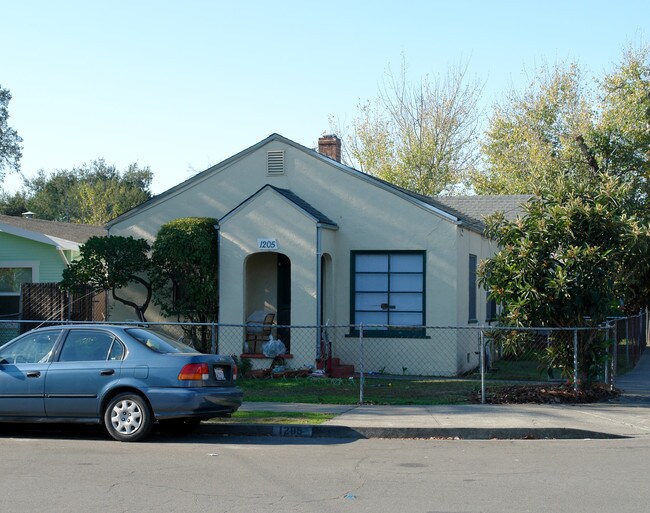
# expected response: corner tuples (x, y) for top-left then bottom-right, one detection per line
(232, 364), (238, 381)
(178, 363), (209, 381)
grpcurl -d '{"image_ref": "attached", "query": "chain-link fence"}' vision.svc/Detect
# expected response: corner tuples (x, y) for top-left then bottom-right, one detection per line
(1, 310), (647, 404)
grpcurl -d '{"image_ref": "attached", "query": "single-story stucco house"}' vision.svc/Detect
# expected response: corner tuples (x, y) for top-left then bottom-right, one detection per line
(106, 133), (528, 375)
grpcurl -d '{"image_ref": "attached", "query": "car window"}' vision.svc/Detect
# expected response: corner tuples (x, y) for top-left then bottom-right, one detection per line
(0, 330), (61, 364)
(125, 328), (197, 354)
(108, 339), (125, 360)
(58, 331), (116, 362)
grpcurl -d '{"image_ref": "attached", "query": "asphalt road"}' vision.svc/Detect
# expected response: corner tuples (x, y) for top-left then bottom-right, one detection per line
(0, 427), (648, 513)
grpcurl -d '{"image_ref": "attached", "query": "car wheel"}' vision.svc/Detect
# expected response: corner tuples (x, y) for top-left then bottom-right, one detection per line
(104, 393), (153, 442)
(159, 418), (202, 435)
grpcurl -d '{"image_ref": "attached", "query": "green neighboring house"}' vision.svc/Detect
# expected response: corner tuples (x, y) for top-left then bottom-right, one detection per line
(0, 213), (106, 319)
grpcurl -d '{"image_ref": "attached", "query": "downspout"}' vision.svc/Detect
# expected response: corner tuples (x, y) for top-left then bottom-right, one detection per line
(214, 223), (220, 324)
(214, 223), (221, 355)
(316, 224), (323, 357)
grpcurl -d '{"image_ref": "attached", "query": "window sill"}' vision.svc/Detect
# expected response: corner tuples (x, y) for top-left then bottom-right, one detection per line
(346, 329), (429, 339)
(240, 353), (293, 359)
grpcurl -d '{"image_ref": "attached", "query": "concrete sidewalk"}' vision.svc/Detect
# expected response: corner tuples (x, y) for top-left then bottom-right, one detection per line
(204, 350), (650, 440)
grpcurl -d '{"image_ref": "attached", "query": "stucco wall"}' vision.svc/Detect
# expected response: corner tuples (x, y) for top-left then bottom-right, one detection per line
(218, 188), (320, 368)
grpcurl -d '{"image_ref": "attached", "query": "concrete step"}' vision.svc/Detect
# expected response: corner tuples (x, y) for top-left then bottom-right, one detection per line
(329, 364), (356, 378)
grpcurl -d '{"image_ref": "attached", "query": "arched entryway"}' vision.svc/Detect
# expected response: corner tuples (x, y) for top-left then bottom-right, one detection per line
(244, 252), (291, 351)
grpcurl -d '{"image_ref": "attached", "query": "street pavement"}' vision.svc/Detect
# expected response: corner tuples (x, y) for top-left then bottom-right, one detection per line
(204, 350), (650, 440)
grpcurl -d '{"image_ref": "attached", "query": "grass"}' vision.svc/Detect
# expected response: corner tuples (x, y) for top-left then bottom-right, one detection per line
(482, 359), (553, 381)
(238, 376), (481, 405)
(209, 411), (335, 424)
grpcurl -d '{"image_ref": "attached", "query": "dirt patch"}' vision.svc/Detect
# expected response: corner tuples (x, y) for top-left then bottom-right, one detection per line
(475, 383), (621, 404)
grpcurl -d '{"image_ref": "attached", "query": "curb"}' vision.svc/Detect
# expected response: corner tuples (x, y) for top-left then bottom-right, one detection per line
(198, 423), (626, 440)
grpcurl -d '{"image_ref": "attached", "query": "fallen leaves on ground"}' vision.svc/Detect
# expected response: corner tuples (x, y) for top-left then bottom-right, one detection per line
(475, 383), (621, 404)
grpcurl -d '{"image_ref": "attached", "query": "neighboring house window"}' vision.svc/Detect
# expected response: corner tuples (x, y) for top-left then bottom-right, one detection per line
(0, 267), (33, 319)
(351, 251), (424, 336)
(468, 254), (477, 323)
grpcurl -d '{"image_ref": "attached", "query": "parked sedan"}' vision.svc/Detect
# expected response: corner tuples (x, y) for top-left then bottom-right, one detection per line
(0, 324), (242, 441)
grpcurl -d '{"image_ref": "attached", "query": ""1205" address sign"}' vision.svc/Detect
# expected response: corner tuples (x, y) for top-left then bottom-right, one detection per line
(257, 238), (278, 250)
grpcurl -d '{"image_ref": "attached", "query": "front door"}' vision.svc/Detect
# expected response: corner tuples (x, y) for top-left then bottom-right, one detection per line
(276, 254), (291, 348)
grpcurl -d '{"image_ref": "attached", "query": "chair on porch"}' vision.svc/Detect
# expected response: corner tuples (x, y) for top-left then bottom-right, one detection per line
(245, 311), (275, 354)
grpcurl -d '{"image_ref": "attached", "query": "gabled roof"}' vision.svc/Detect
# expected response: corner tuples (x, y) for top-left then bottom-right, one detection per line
(106, 133), (463, 229)
(0, 214), (106, 250)
(105, 133), (530, 234)
(219, 185), (339, 229)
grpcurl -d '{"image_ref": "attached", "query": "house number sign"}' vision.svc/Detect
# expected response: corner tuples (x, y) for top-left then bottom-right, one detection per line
(257, 238), (278, 250)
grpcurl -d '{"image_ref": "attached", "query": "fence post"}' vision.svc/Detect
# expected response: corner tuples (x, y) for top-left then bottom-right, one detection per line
(480, 329), (486, 405)
(359, 323), (365, 405)
(626, 317), (630, 366)
(610, 324), (617, 391)
(210, 323), (217, 354)
(573, 329), (579, 393)
(604, 327), (610, 387)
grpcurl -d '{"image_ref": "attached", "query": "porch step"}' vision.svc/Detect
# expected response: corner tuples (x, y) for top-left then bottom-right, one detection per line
(315, 356), (356, 378)
(329, 359), (356, 378)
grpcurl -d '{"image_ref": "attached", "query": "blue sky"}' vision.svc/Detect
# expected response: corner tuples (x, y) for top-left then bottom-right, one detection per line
(2, 1), (647, 195)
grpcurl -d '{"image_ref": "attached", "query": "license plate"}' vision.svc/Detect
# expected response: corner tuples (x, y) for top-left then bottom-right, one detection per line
(214, 367), (226, 381)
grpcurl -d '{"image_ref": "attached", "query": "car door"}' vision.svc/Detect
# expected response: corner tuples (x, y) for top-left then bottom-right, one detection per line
(44, 329), (124, 418)
(0, 330), (61, 417)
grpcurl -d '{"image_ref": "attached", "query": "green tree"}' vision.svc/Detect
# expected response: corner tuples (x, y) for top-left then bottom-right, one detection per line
(479, 173), (650, 383)
(339, 58), (483, 196)
(473, 62), (594, 195)
(0, 190), (29, 216)
(592, 43), (650, 207)
(473, 43), (649, 202)
(0, 85), (23, 181)
(23, 159), (153, 224)
(61, 236), (152, 321)
(150, 218), (219, 352)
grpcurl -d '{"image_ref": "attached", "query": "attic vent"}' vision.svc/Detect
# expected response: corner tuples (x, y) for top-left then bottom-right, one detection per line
(267, 150), (285, 175)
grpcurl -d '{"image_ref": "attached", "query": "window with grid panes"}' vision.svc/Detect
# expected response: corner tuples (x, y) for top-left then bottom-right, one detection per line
(352, 251), (424, 336)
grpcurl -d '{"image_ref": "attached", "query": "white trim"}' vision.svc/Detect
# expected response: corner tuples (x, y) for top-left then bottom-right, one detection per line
(219, 185), (338, 229)
(0, 223), (80, 251)
(0, 261), (40, 294)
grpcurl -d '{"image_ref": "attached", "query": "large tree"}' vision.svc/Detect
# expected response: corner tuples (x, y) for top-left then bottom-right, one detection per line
(0, 190), (28, 216)
(480, 172), (650, 382)
(149, 218), (219, 353)
(592, 44), (650, 208)
(473, 43), (650, 203)
(0, 85), (23, 181)
(20, 159), (153, 224)
(339, 58), (483, 196)
(472, 63), (594, 195)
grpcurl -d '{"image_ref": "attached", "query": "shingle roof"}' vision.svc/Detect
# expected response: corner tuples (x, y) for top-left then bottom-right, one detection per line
(269, 187), (338, 228)
(432, 194), (533, 229)
(0, 214), (106, 243)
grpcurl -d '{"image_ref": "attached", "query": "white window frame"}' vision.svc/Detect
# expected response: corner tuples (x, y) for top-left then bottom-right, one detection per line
(0, 261), (39, 318)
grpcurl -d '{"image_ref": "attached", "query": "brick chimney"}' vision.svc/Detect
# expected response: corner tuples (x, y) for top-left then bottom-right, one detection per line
(318, 134), (341, 162)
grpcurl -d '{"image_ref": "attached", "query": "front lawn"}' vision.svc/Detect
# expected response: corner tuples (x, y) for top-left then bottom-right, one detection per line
(238, 376), (481, 405)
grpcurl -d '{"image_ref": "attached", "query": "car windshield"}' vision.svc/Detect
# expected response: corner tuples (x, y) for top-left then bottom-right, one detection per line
(125, 328), (198, 354)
